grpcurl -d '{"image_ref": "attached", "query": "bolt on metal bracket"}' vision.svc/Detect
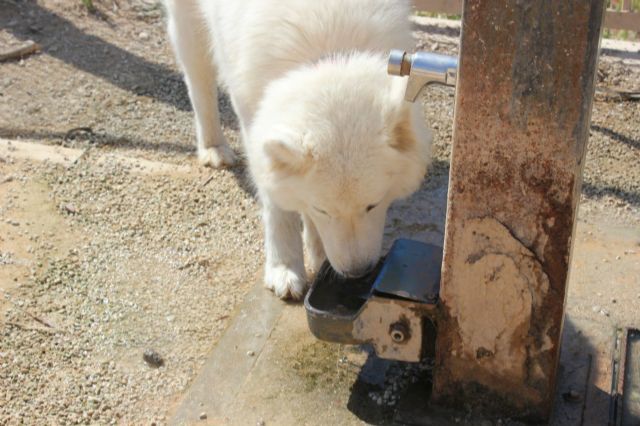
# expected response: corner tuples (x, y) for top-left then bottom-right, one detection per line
(388, 49), (458, 102)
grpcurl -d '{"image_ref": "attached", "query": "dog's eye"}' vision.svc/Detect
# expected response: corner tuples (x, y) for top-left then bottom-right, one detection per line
(366, 204), (378, 213)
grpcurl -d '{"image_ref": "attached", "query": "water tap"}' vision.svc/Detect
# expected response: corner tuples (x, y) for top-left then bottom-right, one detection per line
(388, 50), (458, 102)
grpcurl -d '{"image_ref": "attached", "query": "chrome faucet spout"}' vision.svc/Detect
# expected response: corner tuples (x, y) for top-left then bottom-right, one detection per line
(388, 50), (458, 102)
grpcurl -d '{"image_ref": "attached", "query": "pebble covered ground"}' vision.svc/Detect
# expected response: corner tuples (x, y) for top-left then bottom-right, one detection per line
(0, 1), (639, 425)
(0, 155), (262, 424)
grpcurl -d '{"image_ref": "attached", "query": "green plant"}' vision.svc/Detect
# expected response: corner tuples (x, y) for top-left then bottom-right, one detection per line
(81, 0), (95, 12)
(605, 0), (639, 40)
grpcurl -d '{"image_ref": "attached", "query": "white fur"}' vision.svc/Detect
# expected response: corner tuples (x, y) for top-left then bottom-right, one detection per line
(164, 0), (432, 299)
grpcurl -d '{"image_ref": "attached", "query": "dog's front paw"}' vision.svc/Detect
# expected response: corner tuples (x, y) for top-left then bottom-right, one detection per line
(264, 264), (307, 301)
(198, 144), (237, 168)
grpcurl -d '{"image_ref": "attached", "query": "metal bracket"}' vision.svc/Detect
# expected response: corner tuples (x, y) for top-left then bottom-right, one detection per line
(304, 239), (441, 362)
(610, 328), (640, 425)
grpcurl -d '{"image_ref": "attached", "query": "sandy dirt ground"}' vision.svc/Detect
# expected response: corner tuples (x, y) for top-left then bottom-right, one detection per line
(0, 1), (639, 425)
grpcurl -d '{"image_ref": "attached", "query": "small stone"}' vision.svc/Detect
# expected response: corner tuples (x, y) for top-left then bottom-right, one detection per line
(138, 31), (150, 40)
(63, 203), (79, 214)
(256, 419), (265, 426)
(199, 412), (207, 420)
(143, 349), (164, 368)
(246, 350), (255, 357)
(431, 42), (439, 51)
(562, 389), (582, 403)
(611, 298), (617, 304)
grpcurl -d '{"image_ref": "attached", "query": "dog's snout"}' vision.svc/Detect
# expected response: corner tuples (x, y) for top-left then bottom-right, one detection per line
(341, 261), (376, 279)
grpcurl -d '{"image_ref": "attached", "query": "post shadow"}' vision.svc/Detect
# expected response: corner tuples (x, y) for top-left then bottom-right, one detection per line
(346, 163), (451, 425)
(581, 182), (640, 208)
(0, 125), (257, 198)
(345, 317), (611, 425)
(0, 2), (254, 194)
(0, 0), (239, 130)
(590, 125), (640, 151)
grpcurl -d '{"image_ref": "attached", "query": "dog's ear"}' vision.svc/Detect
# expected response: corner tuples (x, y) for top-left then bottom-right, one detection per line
(389, 108), (416, 152)
(264, 140), (312, 175)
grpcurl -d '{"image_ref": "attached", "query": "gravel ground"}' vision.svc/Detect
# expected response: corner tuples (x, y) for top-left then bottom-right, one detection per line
(0, 1), (639, 425)
(0, 156), (262, 424)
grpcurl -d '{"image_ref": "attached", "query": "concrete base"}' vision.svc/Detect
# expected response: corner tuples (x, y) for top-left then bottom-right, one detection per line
(169, 219), (639, 425)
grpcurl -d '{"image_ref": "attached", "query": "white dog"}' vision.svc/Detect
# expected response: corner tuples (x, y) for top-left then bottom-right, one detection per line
(164, 0), (432, 299)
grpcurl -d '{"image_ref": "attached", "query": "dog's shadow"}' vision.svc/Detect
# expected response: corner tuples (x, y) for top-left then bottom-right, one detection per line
(341, 162), (450, 424)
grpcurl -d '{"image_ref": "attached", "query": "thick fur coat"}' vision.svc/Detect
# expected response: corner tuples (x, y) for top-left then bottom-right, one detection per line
(164, 0), (432, 299)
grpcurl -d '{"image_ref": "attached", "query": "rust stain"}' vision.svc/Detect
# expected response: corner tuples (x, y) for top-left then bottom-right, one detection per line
(434, 0), (605, 421)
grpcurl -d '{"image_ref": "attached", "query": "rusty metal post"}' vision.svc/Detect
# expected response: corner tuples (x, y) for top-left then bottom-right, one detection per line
(432, 0), (605, 421)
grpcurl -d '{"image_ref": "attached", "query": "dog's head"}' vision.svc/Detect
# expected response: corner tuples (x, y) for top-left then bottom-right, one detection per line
(249, 53), (432, 277)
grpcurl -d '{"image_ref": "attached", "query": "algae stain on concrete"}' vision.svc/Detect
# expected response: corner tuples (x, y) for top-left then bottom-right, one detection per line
(288, 341), (363, 393)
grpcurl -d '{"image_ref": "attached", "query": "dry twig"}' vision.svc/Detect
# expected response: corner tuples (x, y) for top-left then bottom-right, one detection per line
(596, 86), (640, 102)
(201, 174), (215, 187)
(0, 289), (56, 329)
(2, 321), (60, 334)
(0, 40), (40, 62)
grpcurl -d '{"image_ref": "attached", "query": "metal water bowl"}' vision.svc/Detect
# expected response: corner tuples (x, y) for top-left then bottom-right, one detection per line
(304, 239), (442, 362)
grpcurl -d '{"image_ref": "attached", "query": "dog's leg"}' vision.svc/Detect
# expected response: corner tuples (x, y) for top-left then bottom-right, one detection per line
(302, 214), (326, 275)
(262, 197), (307, 300)
(165, 0), (236, 167)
